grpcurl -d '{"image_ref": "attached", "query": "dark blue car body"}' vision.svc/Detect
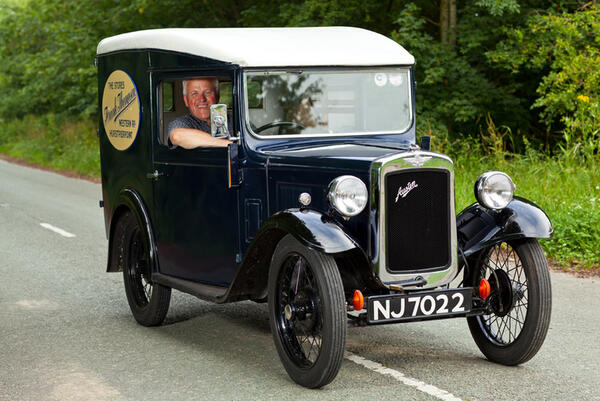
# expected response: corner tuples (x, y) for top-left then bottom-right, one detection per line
(97, 28), (553, 388)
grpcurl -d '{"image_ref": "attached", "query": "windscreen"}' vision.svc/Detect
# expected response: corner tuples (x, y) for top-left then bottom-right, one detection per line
(244, 69), (412, 137)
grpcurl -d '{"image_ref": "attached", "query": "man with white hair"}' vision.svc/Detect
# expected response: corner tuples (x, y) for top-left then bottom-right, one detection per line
(168, 78), (231, 149)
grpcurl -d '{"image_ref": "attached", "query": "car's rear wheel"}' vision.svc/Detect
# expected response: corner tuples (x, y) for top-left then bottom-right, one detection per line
(467, 239), (551, 365)
(268, 235), (346, 388)
(117, 211), (171, 326)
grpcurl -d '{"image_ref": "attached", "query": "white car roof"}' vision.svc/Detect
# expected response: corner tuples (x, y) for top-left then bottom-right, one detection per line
(97, 27), (414, 67)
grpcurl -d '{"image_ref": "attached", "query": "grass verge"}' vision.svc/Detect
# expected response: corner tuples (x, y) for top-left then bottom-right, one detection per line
(453, 150), (600, 268)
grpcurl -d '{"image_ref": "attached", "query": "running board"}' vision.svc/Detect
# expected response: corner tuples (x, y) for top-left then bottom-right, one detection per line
(152, 273), (228, 303)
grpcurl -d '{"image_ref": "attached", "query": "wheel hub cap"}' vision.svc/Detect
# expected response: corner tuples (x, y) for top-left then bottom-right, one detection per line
(284, 289), (318, 330)
(284, 304), (294, 320)
(489, 269), (514, 317)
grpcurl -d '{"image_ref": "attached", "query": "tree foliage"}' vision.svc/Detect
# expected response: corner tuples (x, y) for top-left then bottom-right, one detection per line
(490, 5), (600, 127)
(0, 0), (598, 151)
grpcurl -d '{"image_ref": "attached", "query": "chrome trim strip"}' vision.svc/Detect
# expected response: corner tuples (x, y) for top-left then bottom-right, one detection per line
(371, 150), (458, 289)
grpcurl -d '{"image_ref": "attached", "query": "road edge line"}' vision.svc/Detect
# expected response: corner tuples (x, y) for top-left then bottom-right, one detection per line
(345, 351), (463, 401)
(40, 223), (76, 238)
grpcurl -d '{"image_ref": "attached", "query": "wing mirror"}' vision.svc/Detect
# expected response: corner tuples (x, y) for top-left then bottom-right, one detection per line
(210, 104), (229, 138)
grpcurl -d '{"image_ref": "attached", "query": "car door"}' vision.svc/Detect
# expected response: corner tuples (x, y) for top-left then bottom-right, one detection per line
(150, 73), (240, 287)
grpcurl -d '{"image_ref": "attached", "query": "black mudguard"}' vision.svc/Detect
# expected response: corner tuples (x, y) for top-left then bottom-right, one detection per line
(457, 196), (553, 257)
(225, 208), (361, 302)
(106, 188), (157, 273)
(260, 208), (358, 253)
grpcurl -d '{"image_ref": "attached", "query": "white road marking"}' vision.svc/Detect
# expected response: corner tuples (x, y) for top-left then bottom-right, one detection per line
(345, 351), (463, 401)
(16, 299), (59, 310)
(40, 223), (76, 238)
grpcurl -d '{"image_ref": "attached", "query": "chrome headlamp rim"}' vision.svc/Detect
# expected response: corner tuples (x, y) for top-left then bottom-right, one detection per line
(475, 171), (516, 210)
(327, 175), (368, 217)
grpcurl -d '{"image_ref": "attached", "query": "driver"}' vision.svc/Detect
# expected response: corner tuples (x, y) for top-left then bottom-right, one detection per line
(168, 78), (232, 149)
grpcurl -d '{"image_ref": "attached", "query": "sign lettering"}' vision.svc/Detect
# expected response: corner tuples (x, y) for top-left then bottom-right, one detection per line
(101, 70), (140, 151)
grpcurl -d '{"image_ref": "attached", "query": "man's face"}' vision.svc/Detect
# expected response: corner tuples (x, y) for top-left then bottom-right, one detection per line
(184, 79), (218, 122)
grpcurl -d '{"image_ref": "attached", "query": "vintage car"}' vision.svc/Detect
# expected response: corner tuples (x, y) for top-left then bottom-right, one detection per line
(97, 27), (553, 388)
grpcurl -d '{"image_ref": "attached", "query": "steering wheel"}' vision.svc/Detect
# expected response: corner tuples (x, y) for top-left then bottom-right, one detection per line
(254, 121), (305, 135)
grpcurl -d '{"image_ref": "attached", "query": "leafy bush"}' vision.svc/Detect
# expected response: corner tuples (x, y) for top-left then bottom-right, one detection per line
(489, 5), (600, 145)
(391, 3), (525, 137)
(561, 96), (600, 163)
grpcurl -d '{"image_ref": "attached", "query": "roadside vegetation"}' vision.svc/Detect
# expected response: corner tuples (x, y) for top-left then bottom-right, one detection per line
(425, 122), (600, 268)
(0, 0), (598, 268)
(0, 116), (98, 178)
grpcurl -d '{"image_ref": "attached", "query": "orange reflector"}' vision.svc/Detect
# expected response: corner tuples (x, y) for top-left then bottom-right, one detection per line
(479, 279), (491, 299)
(353, 290), (365, 310)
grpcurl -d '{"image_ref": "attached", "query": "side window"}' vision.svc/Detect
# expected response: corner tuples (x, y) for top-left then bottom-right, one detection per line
(160, 80), (181, 146)
(163, 81), (174, 112)
(159, 77), (233, 147)
(246, 80), (263, 109)
(219, 82), (233, 108)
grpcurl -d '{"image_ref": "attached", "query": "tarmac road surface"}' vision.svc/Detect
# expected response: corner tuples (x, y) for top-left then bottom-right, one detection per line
(1, 159), (598, 401)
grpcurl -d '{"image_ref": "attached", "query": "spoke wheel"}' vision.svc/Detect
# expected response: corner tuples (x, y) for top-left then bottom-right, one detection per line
(467, 239), (551, 365)
(278, 254), (323, 367)
(268, 235), (346, 388)
(126, 230), (153, 307)
(117, 211), (171, 327)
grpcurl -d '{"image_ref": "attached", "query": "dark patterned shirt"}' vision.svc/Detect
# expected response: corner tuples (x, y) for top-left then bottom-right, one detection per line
(166, 113), (232, 149)
(167, 114), (211, 149)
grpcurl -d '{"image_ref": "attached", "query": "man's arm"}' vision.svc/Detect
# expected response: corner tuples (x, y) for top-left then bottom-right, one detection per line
(169, 128), (231, 149)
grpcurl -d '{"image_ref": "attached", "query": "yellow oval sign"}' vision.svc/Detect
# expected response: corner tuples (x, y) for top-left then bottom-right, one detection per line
(102, 70), (141, 151)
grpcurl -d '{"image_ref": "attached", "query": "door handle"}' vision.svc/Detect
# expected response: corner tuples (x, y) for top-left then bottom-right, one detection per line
(146, 170), (164, 180)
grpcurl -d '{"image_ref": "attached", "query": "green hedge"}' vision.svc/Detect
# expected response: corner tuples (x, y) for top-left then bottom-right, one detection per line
(0, 115), (99, 178)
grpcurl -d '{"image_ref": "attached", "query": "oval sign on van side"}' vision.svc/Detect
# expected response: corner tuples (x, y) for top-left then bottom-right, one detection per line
(102, 70), (141, 151)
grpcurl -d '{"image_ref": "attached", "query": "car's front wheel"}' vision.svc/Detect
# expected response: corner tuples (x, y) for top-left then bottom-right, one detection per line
(467, 239), (552, 365)
(268, 235), (346, 388)
(117, 211), (171, 326)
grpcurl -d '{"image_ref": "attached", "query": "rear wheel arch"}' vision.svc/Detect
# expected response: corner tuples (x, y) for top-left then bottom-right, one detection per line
(118, 210), (171, 326)
(106, 205), (131, 272)
(106, 189), (156, 273)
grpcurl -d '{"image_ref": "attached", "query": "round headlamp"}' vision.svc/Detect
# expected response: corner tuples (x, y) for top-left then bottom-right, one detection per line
(328, 175), (368, 217)
(475, 171), (516, 210)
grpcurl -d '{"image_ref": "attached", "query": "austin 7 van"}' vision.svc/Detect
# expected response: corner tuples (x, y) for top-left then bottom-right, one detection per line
(97, 27), (553, 388)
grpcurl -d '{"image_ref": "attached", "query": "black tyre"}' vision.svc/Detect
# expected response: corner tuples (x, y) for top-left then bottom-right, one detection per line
(467, 239), (552, 365)
(268, 235), (346, 388)
(116, 211), (171, 326)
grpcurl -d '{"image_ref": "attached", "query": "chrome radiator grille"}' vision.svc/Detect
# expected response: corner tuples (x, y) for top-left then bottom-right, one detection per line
(385, 169), (451, 272)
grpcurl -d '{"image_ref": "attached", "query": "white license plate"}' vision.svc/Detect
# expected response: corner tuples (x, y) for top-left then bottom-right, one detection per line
(367, 288), (472, 324)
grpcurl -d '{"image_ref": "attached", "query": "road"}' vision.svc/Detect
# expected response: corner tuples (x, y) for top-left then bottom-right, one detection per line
(0, 158), (598, 401)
